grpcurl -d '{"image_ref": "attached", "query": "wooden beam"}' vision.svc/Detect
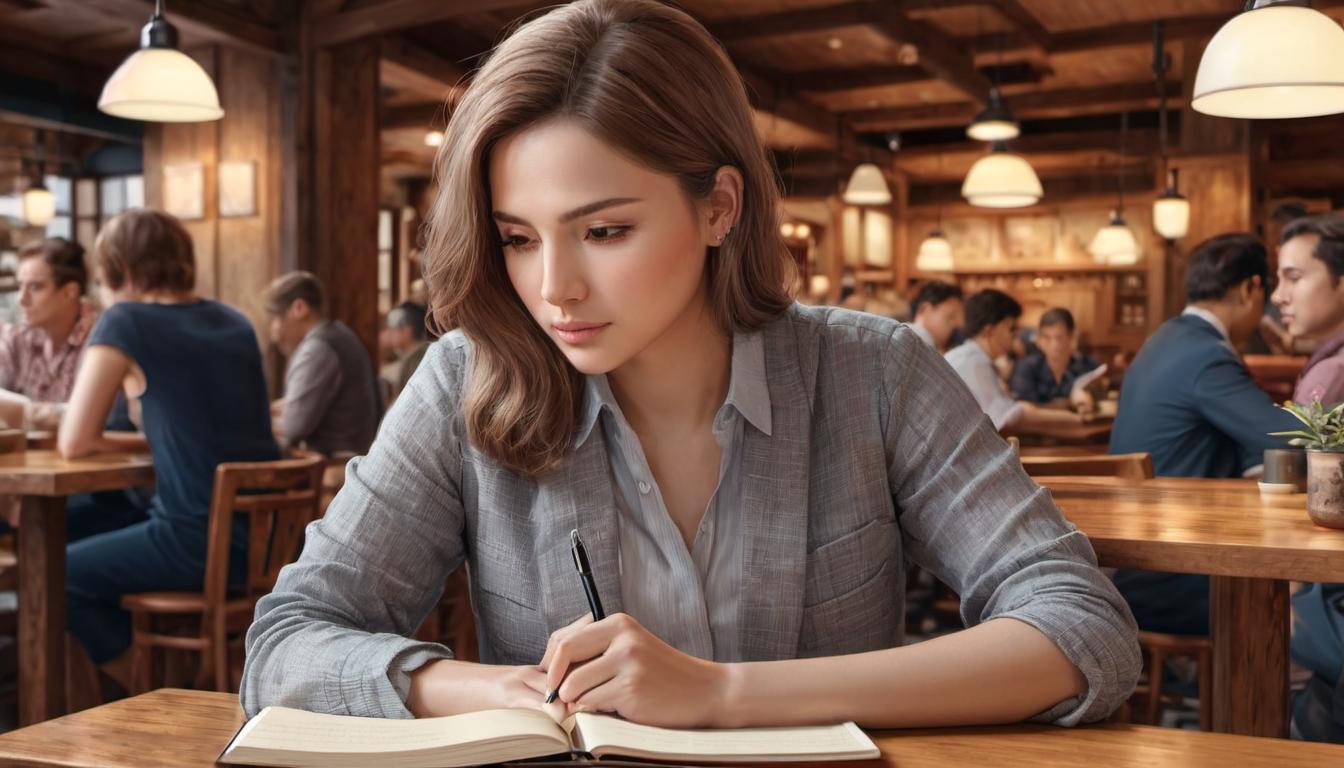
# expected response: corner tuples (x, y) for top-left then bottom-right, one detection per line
(866, 6), (991, 104)
(849, 81), (1179, 132)
(312, 0), (533, 47)
(382, 102), (445, 130)
(39, 0), (284, 56)
(380, 36), (468, 101)
(987, 0), (1051, 51)
(0, 39), (107, 96)
(707, 2), (870, 43)
(898, 129), (1163, 162)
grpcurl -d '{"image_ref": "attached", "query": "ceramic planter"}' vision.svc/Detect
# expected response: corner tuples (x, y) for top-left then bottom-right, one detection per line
(1306, 449), (1344, 529)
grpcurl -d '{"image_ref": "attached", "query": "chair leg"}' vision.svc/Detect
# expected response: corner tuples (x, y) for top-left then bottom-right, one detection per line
(128, 611), (152, 695)
(1198, 645), (1213, 731)
(212, 615), (230, 693)
(1145, 646), (1165, 726)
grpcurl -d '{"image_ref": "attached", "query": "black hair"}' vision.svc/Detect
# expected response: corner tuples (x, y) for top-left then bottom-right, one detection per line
(1185, 233), (1268, 303)
(1038, 307), (1076, 333)
(1281, 213), (1344, 282)
(911, 279), (964, 317)
(963, 289), (1022, 338)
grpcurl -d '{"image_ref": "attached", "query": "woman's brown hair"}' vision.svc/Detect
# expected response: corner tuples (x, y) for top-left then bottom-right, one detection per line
(424, 0), (793, 477)
(94, 209), (196, 294)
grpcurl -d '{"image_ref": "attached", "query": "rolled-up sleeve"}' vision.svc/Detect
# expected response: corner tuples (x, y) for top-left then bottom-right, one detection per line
(242, 341), (467, 719)
(883, 328), (1141, 725)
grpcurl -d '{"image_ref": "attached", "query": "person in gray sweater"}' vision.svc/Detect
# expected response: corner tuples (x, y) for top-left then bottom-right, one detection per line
(266, 271), (382, 456)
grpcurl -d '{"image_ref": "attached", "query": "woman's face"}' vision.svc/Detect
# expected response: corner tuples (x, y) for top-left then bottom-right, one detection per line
(491, 119), (724, 375)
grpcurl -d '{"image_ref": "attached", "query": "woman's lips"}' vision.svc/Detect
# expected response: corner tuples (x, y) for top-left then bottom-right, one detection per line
(553, 322), (610, 344)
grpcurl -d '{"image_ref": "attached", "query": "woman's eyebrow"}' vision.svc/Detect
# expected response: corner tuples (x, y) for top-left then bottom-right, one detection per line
(492, 197), (642, 227)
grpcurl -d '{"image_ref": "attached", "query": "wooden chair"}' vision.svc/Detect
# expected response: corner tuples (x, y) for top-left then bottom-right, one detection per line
(1132, 630), (1212, 730)
(1020, 452), (1155, 481)
(120, 451), (324, 694)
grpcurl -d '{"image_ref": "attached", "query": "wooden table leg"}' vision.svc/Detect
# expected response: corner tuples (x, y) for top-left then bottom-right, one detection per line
(17, 495), (65, 726)
(1210, 575), (1289, 737)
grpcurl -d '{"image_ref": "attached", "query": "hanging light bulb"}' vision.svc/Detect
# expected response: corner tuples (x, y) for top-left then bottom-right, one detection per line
(843, 163), (892, 205)
(1194, 0), (1344, 119)
(1090, 211), (1140, 265)
(424, 130), (444, 147)
(915, 228), (954, 272)
(98, 0), (224, 122)
(23, 179), (55, 228)
(967, 88), (1020, 141)
(780, 222), (796, 238)
(962, 141), (1042, 208)
(1153, 168), (1190, 240)
(795, 223), (811, 239)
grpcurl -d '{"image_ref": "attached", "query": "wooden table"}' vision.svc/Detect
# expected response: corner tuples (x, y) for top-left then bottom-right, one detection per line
(0, 450), (155, 726)
(0, 689), (1339, 768)
(1016, 416), (1113, 447)
(1042, 475), (1344, 739)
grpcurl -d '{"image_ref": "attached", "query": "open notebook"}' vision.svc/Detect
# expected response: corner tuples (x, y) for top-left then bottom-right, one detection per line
(219, 706), (879, 767)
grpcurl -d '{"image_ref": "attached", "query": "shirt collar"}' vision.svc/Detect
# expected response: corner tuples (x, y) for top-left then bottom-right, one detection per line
(573, 330), (773, 449)
(1182, 306), (1230, 343)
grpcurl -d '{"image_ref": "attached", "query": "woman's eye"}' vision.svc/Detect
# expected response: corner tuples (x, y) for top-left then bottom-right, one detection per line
(588, 226), (630, 242)
(499, 234), (534, 250)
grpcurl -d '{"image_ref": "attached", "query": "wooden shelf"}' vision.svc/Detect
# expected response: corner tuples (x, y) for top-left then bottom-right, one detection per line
(926, 262), (1148, 276)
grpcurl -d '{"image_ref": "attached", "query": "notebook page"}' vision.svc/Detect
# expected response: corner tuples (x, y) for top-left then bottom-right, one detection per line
(225, 706), (568, 759)
(570, 714), (879, 762)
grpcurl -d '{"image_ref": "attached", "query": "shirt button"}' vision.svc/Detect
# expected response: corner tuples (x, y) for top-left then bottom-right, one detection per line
(638, 480), (651, 495)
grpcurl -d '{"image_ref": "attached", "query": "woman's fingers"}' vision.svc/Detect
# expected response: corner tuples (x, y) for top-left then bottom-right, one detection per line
(540, 613), (594, 671)
(556, 650), (620, 705)
(543, 619), (622, 695)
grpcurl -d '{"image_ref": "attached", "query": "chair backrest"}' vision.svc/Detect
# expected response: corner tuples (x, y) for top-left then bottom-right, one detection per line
(200, 451), (325, 612)
(1020, 452), (1155, 481)
(0, 429), (26, 454)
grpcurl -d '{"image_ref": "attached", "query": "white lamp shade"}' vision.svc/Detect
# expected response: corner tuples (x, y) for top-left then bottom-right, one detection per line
(915, 231), (954, 272)
(966, 119), (1020, 142)
(1153, 195), (1191, 240)
(962, 150), (1043, 208)
(99, 48), (224, 122)
(22, 187), (55, 227)
(1089, 216), (1140, 265)
(843, 163), (892, 205)
(1193, 4), (1344, 119)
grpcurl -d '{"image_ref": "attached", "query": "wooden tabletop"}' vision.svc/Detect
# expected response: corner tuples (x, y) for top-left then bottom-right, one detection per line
(1041, 476), (1344, 582)
(0, 689), (1339, 768)
(0, 450), (154, 497)
(1016, 416), (1114, 445)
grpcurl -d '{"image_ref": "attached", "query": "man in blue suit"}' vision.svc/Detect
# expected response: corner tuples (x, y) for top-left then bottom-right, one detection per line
(1110, 233), (1300, 636)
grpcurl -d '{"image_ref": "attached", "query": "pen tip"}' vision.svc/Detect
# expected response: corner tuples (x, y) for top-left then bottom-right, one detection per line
(570, 528), (580, 547)
(544, 689), (558, 704)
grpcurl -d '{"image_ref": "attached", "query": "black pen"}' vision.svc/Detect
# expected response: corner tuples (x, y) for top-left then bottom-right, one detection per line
(544, 529), (605, 704)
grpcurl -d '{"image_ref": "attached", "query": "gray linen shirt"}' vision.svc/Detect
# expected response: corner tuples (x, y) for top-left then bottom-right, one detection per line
(577, 331), (771, 663)
(243, 304), (1140, 726)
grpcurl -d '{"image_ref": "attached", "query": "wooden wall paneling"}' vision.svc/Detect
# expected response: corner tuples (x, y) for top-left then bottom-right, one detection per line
(1180, 37), (1247, 154)
(892, 170), (910, 290)
(826, 194), (844, 303)
(312, 39), (381, 361)
(216, 46), (282, 360)
(1165, 153), (1252, 317)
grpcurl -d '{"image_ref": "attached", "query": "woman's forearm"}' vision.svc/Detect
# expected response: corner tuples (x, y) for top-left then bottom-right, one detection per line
(716, 618), (1084, 729)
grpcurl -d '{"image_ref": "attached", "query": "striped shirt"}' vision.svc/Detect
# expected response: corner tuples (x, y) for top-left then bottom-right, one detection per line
(573, 332), (770, 662)
(0, 302), (96, 404)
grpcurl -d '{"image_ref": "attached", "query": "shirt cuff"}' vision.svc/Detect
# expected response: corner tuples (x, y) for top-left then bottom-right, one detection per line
(325, 633), (454, 719)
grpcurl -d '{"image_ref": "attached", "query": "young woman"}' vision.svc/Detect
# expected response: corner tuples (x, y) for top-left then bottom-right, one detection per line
(59, 209), (279, 681)
(243, 0), (1138, 729)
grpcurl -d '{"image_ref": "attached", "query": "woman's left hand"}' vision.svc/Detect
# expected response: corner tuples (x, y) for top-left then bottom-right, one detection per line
(540, 612), (729, 728)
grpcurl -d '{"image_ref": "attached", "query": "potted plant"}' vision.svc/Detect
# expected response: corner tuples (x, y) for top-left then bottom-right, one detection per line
(1272, 399), (1344, 529)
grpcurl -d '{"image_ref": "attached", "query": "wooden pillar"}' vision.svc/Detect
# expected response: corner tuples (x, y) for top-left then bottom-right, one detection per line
(826, 195), (845, 303)
(892, 170), (910, 292)
(311, 39), (381, 360)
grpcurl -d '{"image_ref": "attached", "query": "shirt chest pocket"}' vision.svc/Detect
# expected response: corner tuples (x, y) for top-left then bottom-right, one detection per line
(803, 516), (898, 609)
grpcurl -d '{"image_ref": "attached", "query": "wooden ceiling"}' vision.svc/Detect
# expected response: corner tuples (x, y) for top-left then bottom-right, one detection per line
(6, 0), (1344, 194)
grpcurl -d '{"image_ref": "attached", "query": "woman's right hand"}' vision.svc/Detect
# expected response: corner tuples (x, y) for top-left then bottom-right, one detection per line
(406, 660), (568, 721)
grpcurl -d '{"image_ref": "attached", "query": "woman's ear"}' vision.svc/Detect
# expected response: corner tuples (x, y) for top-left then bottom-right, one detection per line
(704, 165), (744, 246)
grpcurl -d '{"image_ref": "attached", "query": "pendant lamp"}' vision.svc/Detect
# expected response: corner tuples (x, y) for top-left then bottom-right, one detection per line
(962, 141), (1042, 208)
(1153, 169), (1190, 240)
(1193, 0), (1344, 119)
(1090, 112), (1139, 265)
(1151, 21), (1191, 241)
(99, 0), (224, 122)
(967, 88), (1020, 142)
(915, 228), (954, 272)
(843, 162), (892, 205)
(1090, 211), (1140, 265)
(22, 180), (55, 228)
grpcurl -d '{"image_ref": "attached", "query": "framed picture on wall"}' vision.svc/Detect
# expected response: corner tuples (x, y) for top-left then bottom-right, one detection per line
(219, 161), (257, 217)
(162, 162), (205, 221)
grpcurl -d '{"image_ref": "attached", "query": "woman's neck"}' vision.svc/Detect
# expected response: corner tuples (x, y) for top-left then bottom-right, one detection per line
(607, 292), (731, 436)
(134, 290), (197, 305)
